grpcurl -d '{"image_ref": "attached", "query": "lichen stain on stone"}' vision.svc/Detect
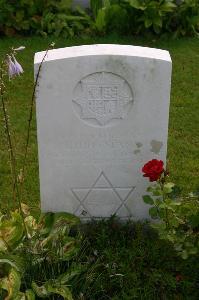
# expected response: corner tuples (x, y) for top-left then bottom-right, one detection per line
(134, 149), (140, 155)
(150, 140), (163, 154)
(136, 142), (143, 148)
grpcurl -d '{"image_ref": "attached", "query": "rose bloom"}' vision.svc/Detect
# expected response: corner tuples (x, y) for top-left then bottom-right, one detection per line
(142, 159), (164, 182)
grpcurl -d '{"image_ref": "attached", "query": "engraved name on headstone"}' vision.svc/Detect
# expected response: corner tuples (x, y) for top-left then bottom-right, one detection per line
(34, 44), (172, 220)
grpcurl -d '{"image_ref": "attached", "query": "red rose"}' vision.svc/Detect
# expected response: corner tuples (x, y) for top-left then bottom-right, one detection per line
(142, 159), (164, 182)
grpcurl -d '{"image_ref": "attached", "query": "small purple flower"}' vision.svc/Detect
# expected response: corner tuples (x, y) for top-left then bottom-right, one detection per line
(13, 56), (23, 75)
(7, 55), (23, 79)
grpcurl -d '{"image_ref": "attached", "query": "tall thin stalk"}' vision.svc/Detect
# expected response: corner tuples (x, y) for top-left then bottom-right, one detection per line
(0, 59), (18, 207)
(20, 45), (53, 192)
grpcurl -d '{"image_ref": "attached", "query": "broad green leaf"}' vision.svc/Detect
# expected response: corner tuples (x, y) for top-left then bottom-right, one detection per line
(149, 207), (158, 218)
(145, 18), (152, 28)
(152, 188), (163, 196)
(46, 284), (73, 300)
(153, 16), (162, 28)
(161, 2), (176, 12)
(32, 281), (50, 298)
(188, 214), (199, 228)
(0, 212), (24, 251)
(53, 212), (80, 229)
(129, 0), (145, 10)
(58, 266), (82, 284)
(24, 216), (38, 238)
(25, 289), (35, 300)
(0, 267), (21, 300)
(0, 254), (25, 273)
(181, 250), (188, 260)
(188, 247), (198, 255)
(15, 292), (26, 300)
(143, 195), (154, 205)
(163, 182), (175, 194)
(38, 212), (54, 235)
(95, 8), (107, 32)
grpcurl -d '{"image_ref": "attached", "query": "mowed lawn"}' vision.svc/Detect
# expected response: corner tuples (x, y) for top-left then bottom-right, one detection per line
(0, 35), (199, 209)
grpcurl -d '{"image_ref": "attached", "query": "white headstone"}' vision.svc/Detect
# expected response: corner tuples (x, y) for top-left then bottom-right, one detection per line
(34, 44), (172, 220)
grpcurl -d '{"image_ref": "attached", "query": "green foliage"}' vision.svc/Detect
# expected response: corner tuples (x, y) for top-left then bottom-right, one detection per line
(90, 0), (199, 36)
(0, 0), (198, 36)
(0, 206), (82, 299)
(143, 180), (199, 259)
(128, 0), (176, 34)
(0, 0), (91, 37)
(166, 0), (199, 37)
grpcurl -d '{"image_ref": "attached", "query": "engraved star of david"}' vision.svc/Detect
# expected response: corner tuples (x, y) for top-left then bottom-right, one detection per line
(71, 171), (135, 218)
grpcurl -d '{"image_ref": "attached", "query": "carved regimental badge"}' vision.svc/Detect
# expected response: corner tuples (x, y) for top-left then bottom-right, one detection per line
(73, 72), (133, 126)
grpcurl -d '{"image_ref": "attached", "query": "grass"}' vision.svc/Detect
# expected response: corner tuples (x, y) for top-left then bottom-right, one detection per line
(0, 35), (199, 299)
(75, 218), (199, 300)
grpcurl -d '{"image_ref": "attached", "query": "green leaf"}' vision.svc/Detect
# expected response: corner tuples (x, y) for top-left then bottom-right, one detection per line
(153, 17), (162, 28)
(25, 289), (35, 300)
(152, 188), (163, 196)
(129, 0), (145, 10)
(163, 183), (175, 194)
(0, 267), (21, 300)
(149, 207), (158, 218)
(38, 212), (54, 235)
(0, 211), (24, 251)
(161, 2), (176, 12)
(32, 281), (73, 300)
(181, 250), (188, 260)
(32, 281), (50, 298)
(188, 214), (199, 228)
(53, 212), (80, 229)
(145, 18), (152, 28)
(143, 195), (154, 205)
(47, 284), (73, 300)
(95, 8), (107, 32)
(58, 266), (82, 284)
(15, 292), (26, 300)
(0, 254), (25, 273)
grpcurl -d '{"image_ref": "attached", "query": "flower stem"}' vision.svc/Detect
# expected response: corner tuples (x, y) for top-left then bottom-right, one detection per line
(0, 56), (28, 237)
(20, 47), (50, 192)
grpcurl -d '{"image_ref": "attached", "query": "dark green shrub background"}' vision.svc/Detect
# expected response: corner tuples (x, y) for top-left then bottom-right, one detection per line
(0, 0), (199, 37)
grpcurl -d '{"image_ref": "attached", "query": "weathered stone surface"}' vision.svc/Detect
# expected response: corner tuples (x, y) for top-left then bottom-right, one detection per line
(34, 44), (172, 220)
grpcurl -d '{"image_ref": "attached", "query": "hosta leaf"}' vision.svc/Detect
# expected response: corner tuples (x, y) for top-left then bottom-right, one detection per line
(0, 254), (25, 273)
(61, 237), (79, 260)
(24, 216), (37, 238)
(38, 212), (54, 235)
(53, 212), (80, 230)
(58, 266), (82, 284)
(46, 284), (73, 300)
(15, 292), (26, 300)
(0, 267), (21, 300)
(32, 281), (73, 300)
(0, 212), (24, 250)
(25, 289), (35, 300)
(32, 281), (50, 298)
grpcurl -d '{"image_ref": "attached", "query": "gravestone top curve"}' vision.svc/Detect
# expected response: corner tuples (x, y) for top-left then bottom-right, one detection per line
(34, 44), (171, 65)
